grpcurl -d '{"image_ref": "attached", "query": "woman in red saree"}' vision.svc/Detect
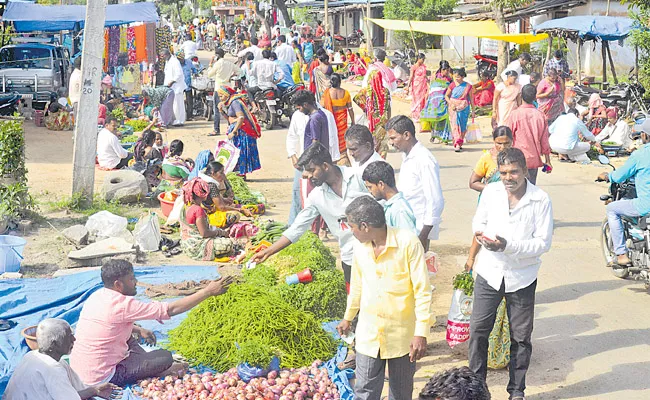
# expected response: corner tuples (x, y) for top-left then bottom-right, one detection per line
(321, 73), (355, 165)
(536, 68), (564, 125)
(406, 53), (428, 122)
(472, 71), (495, 107)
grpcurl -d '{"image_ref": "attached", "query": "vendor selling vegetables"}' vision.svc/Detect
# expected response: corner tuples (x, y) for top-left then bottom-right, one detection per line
(70, 259), (234, 387)
(251, 142), (370, 292)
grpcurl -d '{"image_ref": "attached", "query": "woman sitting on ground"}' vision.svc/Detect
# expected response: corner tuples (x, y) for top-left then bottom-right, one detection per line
(133, 127), (163, 163)
(158, 139), (193, 192)
(199, 161), (253, 228)
(472, 71), (495, 108)
(179, 178), (233, 261)
(44, 91), (73, 131)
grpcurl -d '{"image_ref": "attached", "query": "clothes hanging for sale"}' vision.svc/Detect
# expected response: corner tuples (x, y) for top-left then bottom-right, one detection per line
(108, 26), (120, 69)
(127, 27), (136, 64)
(103, 28), (109, 72)
(134, 25), (147, 63)
(155, 26), (171, 57)
(120, 26), (127, 54)
(146, 23), (157, 64)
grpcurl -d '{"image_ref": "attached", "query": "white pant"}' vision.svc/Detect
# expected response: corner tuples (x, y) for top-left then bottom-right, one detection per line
(552, 141), (591, 163)
(172, 91), (186, 125)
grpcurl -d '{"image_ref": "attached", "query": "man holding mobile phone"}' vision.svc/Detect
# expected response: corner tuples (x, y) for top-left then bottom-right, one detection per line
(469, 148), (553, 400)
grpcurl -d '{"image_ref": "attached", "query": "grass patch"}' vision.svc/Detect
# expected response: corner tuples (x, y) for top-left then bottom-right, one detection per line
(43, 192), (147, 219)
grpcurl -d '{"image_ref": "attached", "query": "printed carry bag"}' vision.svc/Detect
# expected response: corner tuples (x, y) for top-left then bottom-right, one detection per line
(464, 119), (482, 143)
(446, 288), (473, 347)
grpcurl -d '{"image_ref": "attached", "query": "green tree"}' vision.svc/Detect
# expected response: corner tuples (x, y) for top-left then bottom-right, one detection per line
(180, 5), (194, 23)
(625, 1), (650, 90)
(292, 7), (315, 25)
(384, 0), (457, 49)
(490, 0), (531, 81)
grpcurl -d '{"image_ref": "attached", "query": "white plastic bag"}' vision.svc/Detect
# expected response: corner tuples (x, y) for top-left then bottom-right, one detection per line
(86, 211), (128, 239)
(133, 212), (161, 252)
(166, 195), (185, 226)
(214, 140), (241, 174)
(446, 289), (473, 348)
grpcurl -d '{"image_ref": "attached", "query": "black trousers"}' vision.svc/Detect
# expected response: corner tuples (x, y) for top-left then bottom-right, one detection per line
(469, 274), (537, 399)
(115, 153), (134, 170)
(185, 90), (193, 120)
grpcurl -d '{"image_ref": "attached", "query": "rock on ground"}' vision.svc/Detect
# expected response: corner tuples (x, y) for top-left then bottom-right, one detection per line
(61, 224), (89, 246)
(102, 170), (148, 203)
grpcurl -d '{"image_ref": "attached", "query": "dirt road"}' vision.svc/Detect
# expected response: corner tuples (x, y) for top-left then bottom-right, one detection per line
(19, 52), (650, 399)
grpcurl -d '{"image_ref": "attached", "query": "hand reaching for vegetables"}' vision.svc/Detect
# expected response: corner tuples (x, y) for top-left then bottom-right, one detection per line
(205, 276), (235, 297)
(140, 328), (157, 346)
(250, 248), (271, 263)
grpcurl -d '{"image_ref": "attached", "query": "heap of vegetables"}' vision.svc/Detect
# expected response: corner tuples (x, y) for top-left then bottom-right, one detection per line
(167, 233), (346, 371)
(250, 232), (347, 321)
(453, 272), (474, 296)
(124, 119), (150, 132)
(120, 134), (139, 144)
(250, 221), (288, 246)
(227, 173), (258, 205)
(167, 283), (337, 371)
(136, 361), (340, 400)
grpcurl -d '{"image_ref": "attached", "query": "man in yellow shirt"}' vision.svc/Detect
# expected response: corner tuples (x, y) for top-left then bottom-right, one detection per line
(337, 196), (432, 400)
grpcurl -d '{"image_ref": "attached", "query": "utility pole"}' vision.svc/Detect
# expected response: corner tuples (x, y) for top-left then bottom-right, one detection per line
(71, 0), (107, 202)
(324, 0), (328, 34)
(365, 0), (372, 53)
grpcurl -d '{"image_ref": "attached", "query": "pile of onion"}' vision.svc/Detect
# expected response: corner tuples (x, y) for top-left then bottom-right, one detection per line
(136, 360), (340, 400)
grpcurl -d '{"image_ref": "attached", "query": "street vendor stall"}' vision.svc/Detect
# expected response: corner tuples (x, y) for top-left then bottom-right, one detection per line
(534, 16), (636, 85)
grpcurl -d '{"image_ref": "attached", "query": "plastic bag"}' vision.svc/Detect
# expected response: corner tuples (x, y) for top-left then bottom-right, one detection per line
(465, 120), (482, 143)
(446, 289), (473, 348)
(488, 299), (511, 369)
(214, 140), (241, 174)
(85, 211), (128, 238)
(424, 251), (439, 278)
(133, 212), (162, 252)
(166, 195), (185, 225)
(236, 356), (280, 383)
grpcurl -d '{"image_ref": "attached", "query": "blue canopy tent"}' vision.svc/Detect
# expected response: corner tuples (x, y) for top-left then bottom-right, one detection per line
(2, 1), (160, 32)
(534, 16), (637, 84)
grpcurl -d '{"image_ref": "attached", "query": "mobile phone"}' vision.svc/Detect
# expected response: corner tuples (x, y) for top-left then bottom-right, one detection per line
(481, 234), (497, 244)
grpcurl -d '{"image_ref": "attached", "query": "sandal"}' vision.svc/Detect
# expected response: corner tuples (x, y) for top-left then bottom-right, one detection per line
(207, 131), (220, 137)
(160, 226), (174, 235)
(559, 158), (575, 163)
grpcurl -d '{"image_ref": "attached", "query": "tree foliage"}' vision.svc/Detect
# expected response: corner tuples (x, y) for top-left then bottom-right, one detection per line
(490, 0), (530, 81)
(628, 3), (650, 90)
(292, 7), (316, 25)
(384, 0), (457, 49)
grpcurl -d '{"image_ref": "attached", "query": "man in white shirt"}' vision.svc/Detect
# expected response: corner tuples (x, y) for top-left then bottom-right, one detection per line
(345, 124), (383, 175)
(252, 142), (369, 292)
(469, 148), (553, 400)
(3, 319), (120, 400)
(69, 57), (82, 116)
(595, 108), (632, 149)
(206, 48), (242, 136)
(237, 37), (263, 61)
(162, 49), (188, 126)
(548, 109), (596, 163)
(179, 34), (198, 59)
(97, 116), (132, 170)
(286, 104), (339, 224)
(387, 115), (444, 251)
(500, 52), (531, 83)
(274, 34), (296, 65)
(251, 50), (284, 90)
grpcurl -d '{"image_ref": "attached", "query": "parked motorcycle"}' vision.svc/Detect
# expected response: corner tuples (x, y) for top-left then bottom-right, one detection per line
(333, 30), (365, 47)
(279, 84), (305, 120)
(392, 49), (416, 69)
(0, 92), (22, 116)
(253, 88), (280, 130)
(191, 69), (214, 121)
(474, 54), (497, 79)
(574, 69), (647, 118)
(596, 154), (650, 289)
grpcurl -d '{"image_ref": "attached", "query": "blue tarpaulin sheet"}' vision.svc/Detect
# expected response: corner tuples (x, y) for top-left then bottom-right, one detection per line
(0, 266), (355, 399)
(2, 1), (160, 32)
(534, 16), (635, 41)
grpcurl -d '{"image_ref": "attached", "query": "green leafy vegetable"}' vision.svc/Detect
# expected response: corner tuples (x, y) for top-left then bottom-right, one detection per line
(124, 119), (150, 132)
(120, 134), (139, 144)
(235, 338), (279, 368)
(227, 173), (258, 204)
(453, 272), (475, 296)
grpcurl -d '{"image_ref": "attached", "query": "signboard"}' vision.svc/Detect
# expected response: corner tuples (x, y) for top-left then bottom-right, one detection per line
(480, 39), (498, 57)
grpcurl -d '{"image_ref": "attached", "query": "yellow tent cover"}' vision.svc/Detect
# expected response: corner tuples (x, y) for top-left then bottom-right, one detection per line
(368, 18), (548, 44)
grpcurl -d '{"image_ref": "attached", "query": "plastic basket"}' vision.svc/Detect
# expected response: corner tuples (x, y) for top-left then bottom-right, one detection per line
(0, 235), (27, 273)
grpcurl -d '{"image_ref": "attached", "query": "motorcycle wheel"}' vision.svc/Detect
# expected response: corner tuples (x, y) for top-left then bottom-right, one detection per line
(601, 219), (630, 279)
(265, 106), (276, 130)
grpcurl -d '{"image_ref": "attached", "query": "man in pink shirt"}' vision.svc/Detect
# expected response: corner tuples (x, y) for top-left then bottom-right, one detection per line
(70, 259), (234, 387)
(507, 84), (552, 185)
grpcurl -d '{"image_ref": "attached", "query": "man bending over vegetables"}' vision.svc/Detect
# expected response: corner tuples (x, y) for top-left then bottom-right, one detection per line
(251, 142), (370, 291)
(70, 259), (234, 387)
(337, 196), (432, 400)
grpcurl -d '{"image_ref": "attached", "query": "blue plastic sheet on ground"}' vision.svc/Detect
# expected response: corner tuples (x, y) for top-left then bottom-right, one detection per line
(0, 266), (356, 400)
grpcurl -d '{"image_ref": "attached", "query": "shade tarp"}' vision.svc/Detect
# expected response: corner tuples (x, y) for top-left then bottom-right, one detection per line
(3, 1), (159, 32)
(533, 16), (635, 41)
(368, 18), (548, 44)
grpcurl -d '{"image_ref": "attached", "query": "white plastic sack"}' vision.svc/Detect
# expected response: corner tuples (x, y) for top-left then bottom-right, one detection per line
(133, 212), (162, 252)
(214, 140), (241, 174)
(446, 289), (473, 348)
(86, 211), (128, 239)
(166, 195), (185, 226)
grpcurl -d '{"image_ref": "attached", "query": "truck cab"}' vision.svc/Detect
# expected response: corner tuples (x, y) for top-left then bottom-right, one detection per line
(0, 42), (71, 105)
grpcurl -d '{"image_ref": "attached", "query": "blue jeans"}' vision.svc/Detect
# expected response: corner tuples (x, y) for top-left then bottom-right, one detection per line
(606, 199), (642, 255)
(213, 92), (221, 133)
(288, 168), (302, 225)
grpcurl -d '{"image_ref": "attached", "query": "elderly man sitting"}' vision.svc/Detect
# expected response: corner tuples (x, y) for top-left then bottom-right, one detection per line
(3, 319), (120, 400)
(70, 259), (234, 387)
(595, 108), (632, 149)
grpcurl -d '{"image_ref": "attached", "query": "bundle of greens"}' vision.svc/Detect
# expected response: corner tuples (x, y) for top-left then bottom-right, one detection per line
(166, 283), (337, 371)
(124, 119), (150, 132)
(120, 134), (139, 144)
(453, 272), (475, 296)
(226, 173), (258, 205)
